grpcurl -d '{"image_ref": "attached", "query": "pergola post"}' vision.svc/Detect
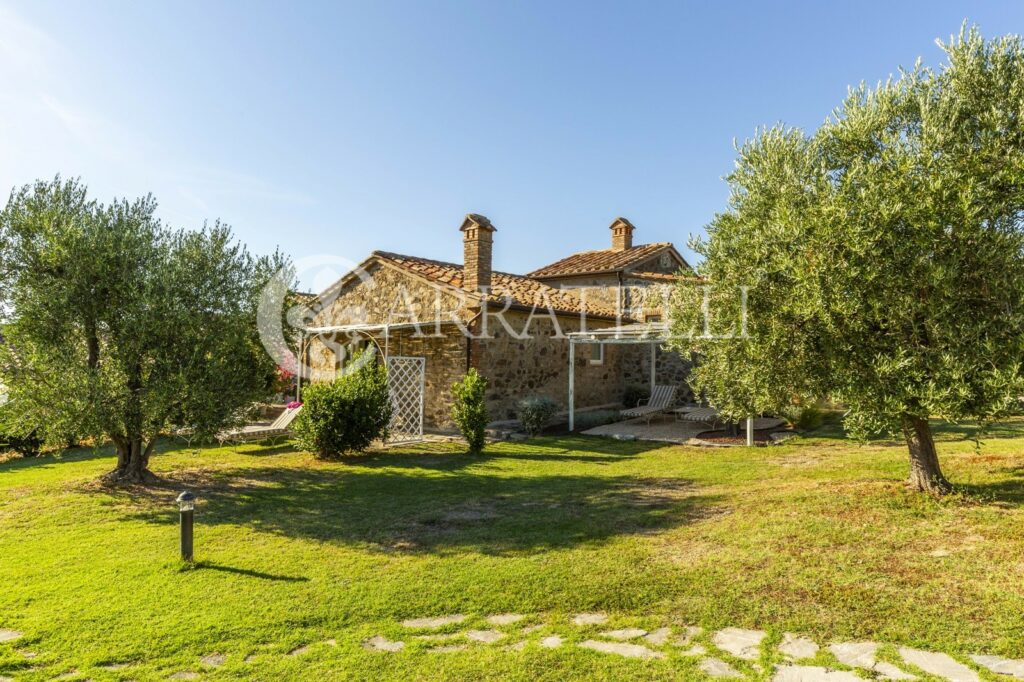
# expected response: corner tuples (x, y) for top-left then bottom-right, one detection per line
(296, 332), (305, 402)
(568, 341), (575, 431)
(746, 416), (754, 446)
(649, 342), (656, 391)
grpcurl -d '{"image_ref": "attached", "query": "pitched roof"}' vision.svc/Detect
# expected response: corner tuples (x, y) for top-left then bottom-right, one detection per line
(526, 242), (683, 278)
(373, 251), (619, 319)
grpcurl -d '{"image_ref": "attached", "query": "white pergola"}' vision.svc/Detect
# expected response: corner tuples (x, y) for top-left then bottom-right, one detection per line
(566, 322), (755, 445)
(296, 320), (457, 400)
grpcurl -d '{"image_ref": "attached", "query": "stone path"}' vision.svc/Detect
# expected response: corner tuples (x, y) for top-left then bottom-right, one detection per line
(899, 647), (980, 682)
(359, 613), (1024, 680)
(773, 665), (861, 681)
(972, 654), (1024, 679)
(580, 639), (665, 659)
(713, 628), (766, 660)
(829, 641), (915, 680)
(779, 633), (819, 660)
(6, 614), (1024, 680)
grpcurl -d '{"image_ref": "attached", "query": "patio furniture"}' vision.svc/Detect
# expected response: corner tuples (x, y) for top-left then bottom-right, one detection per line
(678, 406), (722, 424)
(620, 385), (678, 424)
(671, 407), (698, 422)
(216, 404), (303, 445)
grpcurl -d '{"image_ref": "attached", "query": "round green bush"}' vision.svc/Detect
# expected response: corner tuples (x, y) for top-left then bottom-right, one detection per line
(516, 396), (558, 436)
(450, 369), (489, 455)
(293, 356), (392, 458)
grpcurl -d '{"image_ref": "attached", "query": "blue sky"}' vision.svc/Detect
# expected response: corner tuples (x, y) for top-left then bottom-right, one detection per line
(1, 1), (1021, 291)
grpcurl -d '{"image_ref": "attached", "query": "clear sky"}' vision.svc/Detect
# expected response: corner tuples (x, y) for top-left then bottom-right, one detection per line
(1, 1), (1021, 290)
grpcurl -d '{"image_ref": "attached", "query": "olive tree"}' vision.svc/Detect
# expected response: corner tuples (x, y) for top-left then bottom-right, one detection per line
(0, 178), (282, 482)
(669, 27), (1024, 494)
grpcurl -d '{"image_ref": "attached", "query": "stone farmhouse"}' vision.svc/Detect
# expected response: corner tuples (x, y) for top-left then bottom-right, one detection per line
(301, 215), (694, 431)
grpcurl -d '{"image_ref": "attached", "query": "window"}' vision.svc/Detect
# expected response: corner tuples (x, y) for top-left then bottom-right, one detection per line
(589, 342), (604, 365)
(645, 314), (662, 323)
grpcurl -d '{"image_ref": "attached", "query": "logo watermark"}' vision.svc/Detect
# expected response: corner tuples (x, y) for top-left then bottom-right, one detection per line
(256, 254), (750, 379)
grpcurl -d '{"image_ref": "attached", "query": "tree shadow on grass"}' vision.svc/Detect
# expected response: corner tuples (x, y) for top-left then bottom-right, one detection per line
(957, 465), (1024, 506)
(798, 413), (1024, 447)
(352, 435), (669, 470)
(95, 449), (723, 557)
(0, 443), (115, 472)
(187, 560), (309, 582)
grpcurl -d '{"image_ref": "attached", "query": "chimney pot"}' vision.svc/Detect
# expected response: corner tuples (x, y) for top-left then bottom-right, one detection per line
(460, 214), (496, 292)
(610, 217), (635, 251)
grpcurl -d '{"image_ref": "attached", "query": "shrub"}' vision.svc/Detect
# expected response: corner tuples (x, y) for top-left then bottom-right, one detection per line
(0, 405), (43, 457)
(622, 385), (649, 408)
(516, 396), (558, 436)
(784, 404), (825, 431)
(450, 369), (489, 455)
(1, 427), (43, 457)
(292, 354), (392, 458)
(573, 409), (620, 430)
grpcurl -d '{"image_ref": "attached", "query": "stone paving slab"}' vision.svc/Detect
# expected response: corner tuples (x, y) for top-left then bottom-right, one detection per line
(486, 614), (525, 626)
(773, 665), (862, 681)
(580, 639), (665, 659)
(970, 654), (1024, 679)
(779, 633), (819, 660)
(644, 627), (671, 646)
(713, 628), (767, 660)
(600, 628), (647, 641)
(466, 629), (505, 643)
(572, 612), (608, 626)
(200, 653), (226, 667)
(701, 657), (743, 678)
(828, 641), (915, 679)
(0, 630), (22, 643)
(364, 635), (405, 652)
(540, 635), (563, 648)
(899, 647), (979, 682)
(676, 626), (704, 646)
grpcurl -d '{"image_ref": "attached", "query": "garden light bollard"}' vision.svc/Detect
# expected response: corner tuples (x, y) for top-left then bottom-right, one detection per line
(176, 490), (196, 562)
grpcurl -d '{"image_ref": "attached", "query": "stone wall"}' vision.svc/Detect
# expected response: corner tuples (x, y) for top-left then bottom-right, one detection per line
(527, 272), (676, 322)
(311, 260), (469, 328)
(634, 252), (683, 274)
(620, 344), (694, 404)
(471, 311), (624, 421)
(621, 278), (674, 320)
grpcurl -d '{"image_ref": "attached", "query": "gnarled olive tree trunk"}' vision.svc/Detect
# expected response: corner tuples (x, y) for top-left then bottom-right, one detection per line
(900, 414), (952, 494)
(106, 435), (159, 484)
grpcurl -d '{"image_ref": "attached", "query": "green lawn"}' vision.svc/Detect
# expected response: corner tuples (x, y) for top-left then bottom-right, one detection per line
(1, 419), (1023, 680)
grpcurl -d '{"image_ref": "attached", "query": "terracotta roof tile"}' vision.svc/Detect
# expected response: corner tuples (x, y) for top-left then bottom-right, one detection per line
(373, 251), (619, 319)
(527, 243), (678, 278)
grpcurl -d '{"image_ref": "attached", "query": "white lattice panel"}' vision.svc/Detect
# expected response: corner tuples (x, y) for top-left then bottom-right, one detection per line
(386, 356), (425, 441)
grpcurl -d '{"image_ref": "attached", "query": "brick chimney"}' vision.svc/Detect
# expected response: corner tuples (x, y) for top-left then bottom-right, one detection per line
(610, 217), (635, 251)
(460, 213), (496, 292)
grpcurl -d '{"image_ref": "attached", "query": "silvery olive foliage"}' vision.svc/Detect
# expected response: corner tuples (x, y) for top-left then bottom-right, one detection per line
(0, 178), (284, 482)
(669, 27), (1024, 492)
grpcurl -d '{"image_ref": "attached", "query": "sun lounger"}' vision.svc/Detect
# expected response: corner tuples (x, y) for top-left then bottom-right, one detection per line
(216, 404), (303, 445)
(620, 385), (678, 424)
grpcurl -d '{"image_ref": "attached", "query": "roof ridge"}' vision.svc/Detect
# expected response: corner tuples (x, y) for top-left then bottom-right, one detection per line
(376, 249), (553, 281)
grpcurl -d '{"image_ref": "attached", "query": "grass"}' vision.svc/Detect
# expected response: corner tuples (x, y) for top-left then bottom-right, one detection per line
(1, 418), (1023, 680)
